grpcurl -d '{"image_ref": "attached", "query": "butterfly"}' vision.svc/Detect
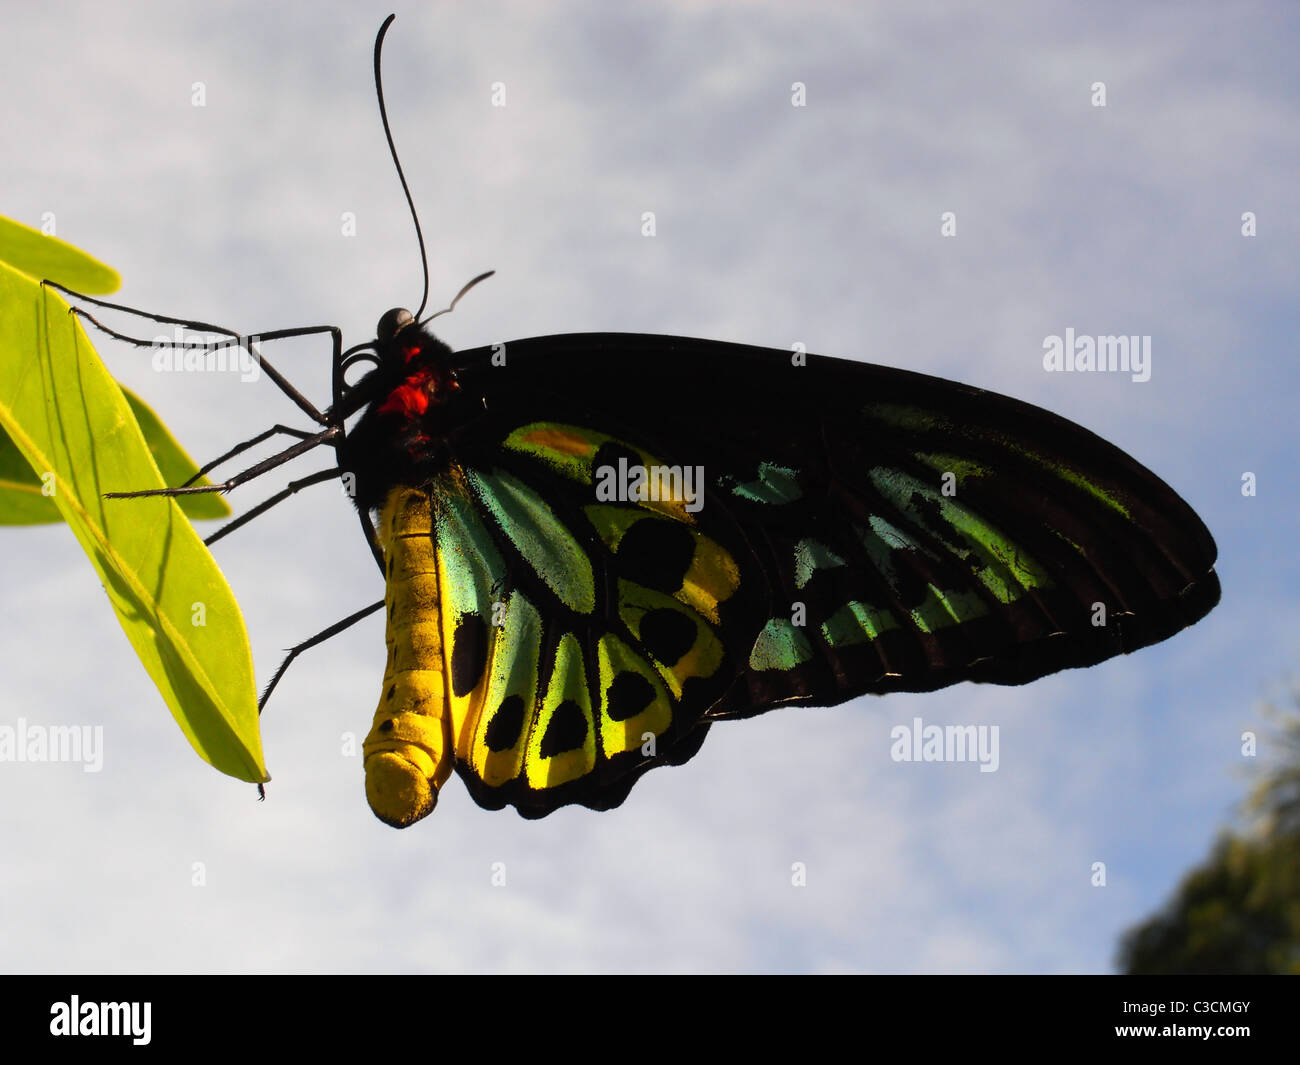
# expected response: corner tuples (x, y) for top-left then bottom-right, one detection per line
(56, 15), (1219, 827)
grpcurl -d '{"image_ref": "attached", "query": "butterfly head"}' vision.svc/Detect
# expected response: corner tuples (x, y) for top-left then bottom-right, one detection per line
(376, 307), (416, 343)
(370, 317), (459, 420)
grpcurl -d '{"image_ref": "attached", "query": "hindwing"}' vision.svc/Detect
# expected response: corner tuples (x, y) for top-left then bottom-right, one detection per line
(416, 427), (750, 817)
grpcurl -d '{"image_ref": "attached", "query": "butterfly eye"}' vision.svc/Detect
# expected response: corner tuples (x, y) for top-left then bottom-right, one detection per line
(377, 307), (415, 342)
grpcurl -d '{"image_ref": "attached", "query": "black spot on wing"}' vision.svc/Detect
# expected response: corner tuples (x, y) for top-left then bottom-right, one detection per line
(450, 613), (488, 697)
(639, 608), (696, 666)
(617, 520), (696, 593)
(606, 672), (656, 722)
(539, 699), (588, 757)
(592, 441), (642, 482)
(484, 694), (525, 752)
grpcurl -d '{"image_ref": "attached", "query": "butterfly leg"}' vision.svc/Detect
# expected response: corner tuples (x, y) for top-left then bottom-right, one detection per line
(104, 427), (340, 500)
(253, 597), (386, 803)
(41, 281), (243, 337)
(258, 599), (385, 714)
(41, 281), (339, 427)
(181, 425), (323, 488)
(204, 467), (342, 546)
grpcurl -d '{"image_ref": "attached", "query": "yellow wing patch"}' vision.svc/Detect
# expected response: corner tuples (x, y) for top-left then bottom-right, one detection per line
(615, 580), (726, 698)
(525, 632), (596, 789)
(584, 504), (739, 624)
(461, 590), (541, 787)
(596, 633), (673, 759)
(504, 420), (700, 523)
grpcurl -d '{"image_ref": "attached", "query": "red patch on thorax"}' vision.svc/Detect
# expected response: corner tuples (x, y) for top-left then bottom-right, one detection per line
(376, 342), (458, 419)
(377, 371), (433, 417)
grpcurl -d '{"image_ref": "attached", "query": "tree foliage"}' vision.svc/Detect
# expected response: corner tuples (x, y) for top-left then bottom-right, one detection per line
(1119, 698), (1300, 974)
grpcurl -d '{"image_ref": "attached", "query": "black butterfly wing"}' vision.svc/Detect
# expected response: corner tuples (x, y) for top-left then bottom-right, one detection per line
(422, 333), (1216, 815)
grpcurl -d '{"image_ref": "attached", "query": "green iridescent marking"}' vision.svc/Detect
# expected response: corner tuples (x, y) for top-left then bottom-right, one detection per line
(909, 583), (989, 633)
(503, 422), (612, 483)
(864, 402), (940, 432)
(1007, 444), (1131, 519)
(433, 478), (507, 621)
(467, 468), (596, 614)
(748, 617), (813, 671)
(868, 395), (1132, 520)
(867, 512), (929, 556)
(855, 519), (989, 630)
(584, 503), (646, 551)
(857, 517), (918, 596)
(868, 401), (1131, 520)
(868, 467), (1051, 604)
(470, 590), (542, 784)
(1053, 530), (1086, 554)
(914, 452), (989, 482)
(938, 502), (1051, 603)
(725, 461), (803, 504)
(794, 538), (847, 590)
(821, 600), (900, 647)
(487, 592), (542, 703)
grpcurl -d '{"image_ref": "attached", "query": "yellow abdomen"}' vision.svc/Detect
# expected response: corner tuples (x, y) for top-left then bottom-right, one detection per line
(362, 486), (455, 827)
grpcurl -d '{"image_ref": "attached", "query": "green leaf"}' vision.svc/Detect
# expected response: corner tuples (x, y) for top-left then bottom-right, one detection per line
(0, 417), (61, 523)
(122, 388), (232, 520)
(0, 214), (120, 294)
(0, 212), (230, 525)
(0, 259), (266, 784)
(0, 386), (232, 524)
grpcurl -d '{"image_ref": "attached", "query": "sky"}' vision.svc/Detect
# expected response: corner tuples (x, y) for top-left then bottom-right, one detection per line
(1, 0), (1297, 974)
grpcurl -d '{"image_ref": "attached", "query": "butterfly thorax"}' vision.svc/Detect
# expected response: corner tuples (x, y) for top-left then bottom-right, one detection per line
(340, 321), (478, 514)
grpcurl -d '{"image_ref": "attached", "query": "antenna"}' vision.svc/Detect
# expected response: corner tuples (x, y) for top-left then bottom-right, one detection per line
(373, 14), (430, 321)
(424, 270), (496, 323)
